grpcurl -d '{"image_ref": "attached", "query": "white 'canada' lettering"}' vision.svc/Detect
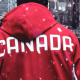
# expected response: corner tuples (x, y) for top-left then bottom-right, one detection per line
(0, 34), (74, 57)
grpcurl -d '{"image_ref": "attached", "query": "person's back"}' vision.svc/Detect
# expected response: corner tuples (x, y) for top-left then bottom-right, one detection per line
(0, 2), (80, 80)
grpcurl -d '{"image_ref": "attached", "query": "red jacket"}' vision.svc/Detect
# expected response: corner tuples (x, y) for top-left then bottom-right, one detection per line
(0, 2), (80, 80)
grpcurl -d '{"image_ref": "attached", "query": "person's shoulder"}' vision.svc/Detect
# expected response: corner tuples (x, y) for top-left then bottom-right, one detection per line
(58, 24), (79, 42)
(58, 23), (76, 36)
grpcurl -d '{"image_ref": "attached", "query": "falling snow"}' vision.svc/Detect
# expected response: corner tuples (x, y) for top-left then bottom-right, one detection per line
(0, 2), (79, 80)
(6, 76), (7, 78)
(43, 18), (45, 21)
(38, 51), (41, 54)
(53, 62), (55, 65)
(58, 77), (60, 79)
(31, 24), (32, 26)
(66, 58), (68, 61)
(35, 9), (37, 11)
(51, 60), (53, 63)
(9, 54), (12, 57)
(26, 7), (29, 10)
(54, 76), (56, 78)
(61, 64), (63, 66)
(26, 51), (27, 53)
(57, 28), (62, 32)
(23, 15), (25, 17)
(20, 78), (23, 80)
(1, 43), (3, 45)
(39, 77), (42, 80)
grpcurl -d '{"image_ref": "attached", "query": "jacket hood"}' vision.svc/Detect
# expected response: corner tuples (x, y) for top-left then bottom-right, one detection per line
(1, 2), (57, 42)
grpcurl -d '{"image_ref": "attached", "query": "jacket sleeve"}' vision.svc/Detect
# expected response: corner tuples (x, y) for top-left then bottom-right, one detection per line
(0, 44), (5, 75)
(0, 58), (3, 75)
(0, 32), (5, 75)
(68, 28), (80, 80)
(73, 35), (80, 80)
(74, 44), (80, 80)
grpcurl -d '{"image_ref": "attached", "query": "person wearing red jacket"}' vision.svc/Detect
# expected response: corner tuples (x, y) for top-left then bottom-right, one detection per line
(0, 2), (80, 80)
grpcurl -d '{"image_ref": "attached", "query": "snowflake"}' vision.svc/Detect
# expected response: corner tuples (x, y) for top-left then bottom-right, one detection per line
(53, 62), (55, 65)
(26, 51), (27, 53)
(31, 24), (32, 26)
(57, 28), (62, 32)
(38, 51), (41, 54)
(20, 78), (23, 80)
(1, 43), (3, 45)
(9, 54), (12, 57)
(23, 15), (25, 17)
(66, 58), (68, 61)
(6, 76), (7, 78)
(61, 64), (62, 66)
(35, 9), (37, 11)
(58, 77), (60, 79)
(51, 60), (53, 63)
(26, 7), (29, 10)
(39, 77), (42, 80)
(54, 76), (56, 78)
(43, 18), (45, 21)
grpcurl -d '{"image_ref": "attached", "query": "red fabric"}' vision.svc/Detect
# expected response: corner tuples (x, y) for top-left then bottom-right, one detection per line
(0, 2), (80, 80)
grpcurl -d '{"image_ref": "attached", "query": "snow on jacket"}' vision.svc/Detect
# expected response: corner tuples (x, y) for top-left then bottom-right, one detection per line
(0, 2), (80, 80)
